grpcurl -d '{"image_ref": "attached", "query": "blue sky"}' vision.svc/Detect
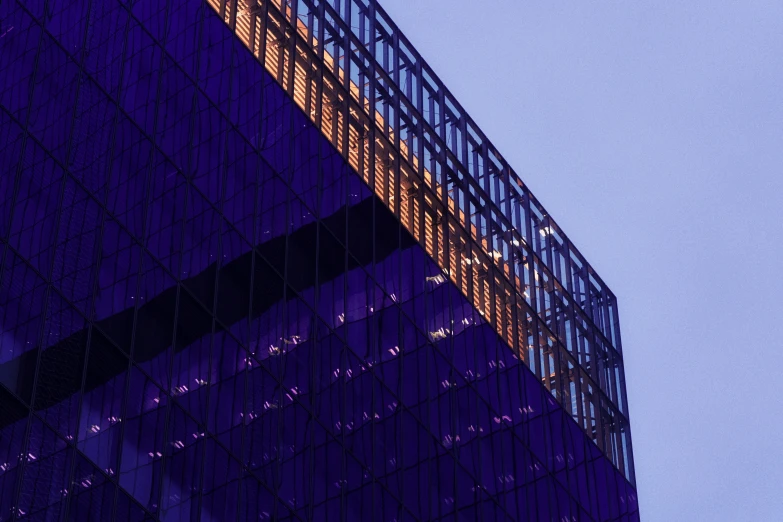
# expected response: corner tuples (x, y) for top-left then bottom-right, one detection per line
(381, 1), (783, 520)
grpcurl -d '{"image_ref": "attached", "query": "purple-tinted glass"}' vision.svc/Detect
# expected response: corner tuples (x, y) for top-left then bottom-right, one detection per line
(0, 0), (637, 519)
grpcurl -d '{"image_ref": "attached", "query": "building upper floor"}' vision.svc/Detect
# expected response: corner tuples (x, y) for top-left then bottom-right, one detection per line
(202, 0), (635, 482)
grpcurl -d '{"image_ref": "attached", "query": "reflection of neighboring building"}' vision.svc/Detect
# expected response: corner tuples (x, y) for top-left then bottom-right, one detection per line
(0, 0), (638, 520)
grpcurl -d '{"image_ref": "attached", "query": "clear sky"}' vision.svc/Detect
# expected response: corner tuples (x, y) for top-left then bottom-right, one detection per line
(380, 1), (783, 520)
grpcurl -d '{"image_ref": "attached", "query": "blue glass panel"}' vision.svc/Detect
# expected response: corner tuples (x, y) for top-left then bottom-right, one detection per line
(0, 0), (639, 517)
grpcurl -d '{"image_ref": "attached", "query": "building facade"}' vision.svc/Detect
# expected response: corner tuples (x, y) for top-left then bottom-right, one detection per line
(0, 0), (638, 520)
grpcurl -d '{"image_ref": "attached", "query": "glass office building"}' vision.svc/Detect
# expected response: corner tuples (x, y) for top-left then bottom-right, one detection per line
(0, 0), (638, 520)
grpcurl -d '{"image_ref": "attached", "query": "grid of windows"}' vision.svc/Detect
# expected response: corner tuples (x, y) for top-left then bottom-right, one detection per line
(0, 0), (638, 520)
(206, 0), (634, 481)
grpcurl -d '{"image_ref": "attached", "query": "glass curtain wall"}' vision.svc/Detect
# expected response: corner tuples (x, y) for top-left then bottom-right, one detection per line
(0, 0), (638, 520)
